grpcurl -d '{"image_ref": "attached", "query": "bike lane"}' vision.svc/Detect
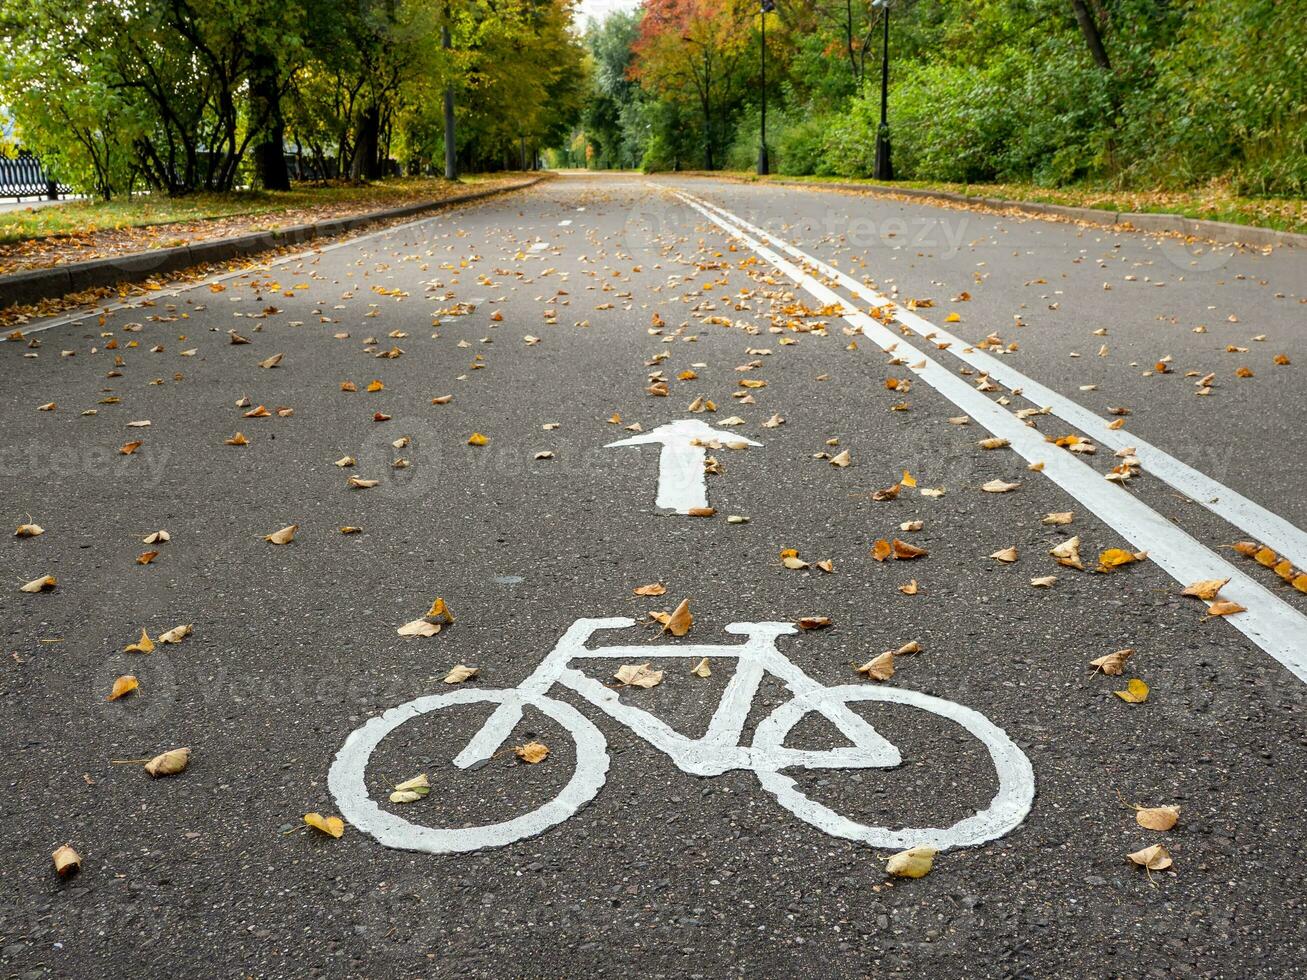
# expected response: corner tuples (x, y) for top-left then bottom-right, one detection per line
(2, 172), (1304, 977)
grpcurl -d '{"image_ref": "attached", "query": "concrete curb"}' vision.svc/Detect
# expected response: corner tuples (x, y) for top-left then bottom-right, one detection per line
(673, 173), (1305, 248)
(0, 176), (550, 310)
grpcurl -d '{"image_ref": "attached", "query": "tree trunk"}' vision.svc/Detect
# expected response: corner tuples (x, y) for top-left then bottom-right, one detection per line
(442, 21), (457, 179)
(1070, 0), (1111, 70)
(351, 104), (382, 181)
(250, 50), (291, 191)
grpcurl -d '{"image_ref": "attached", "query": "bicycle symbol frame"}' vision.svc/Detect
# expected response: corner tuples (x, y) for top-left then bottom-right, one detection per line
(329, 618), (1035, 854)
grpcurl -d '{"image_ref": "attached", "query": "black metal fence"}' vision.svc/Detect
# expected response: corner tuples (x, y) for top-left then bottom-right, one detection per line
(0, 153), (72, 200)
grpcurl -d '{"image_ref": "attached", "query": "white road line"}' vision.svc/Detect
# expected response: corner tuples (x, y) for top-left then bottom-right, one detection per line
(672, 189), (1307, 683)
(678, 187), (1307, 571)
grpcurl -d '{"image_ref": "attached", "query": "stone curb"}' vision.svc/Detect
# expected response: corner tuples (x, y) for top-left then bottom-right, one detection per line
(0, 176), (550, 310)
(675, 173), (1306, 248)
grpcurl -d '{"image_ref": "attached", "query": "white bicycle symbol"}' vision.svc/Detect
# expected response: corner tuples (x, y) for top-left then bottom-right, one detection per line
(329, 618), (1035, 854)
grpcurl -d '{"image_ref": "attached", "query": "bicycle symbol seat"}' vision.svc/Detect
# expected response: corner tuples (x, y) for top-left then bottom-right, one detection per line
(329, 618), (1034, 854)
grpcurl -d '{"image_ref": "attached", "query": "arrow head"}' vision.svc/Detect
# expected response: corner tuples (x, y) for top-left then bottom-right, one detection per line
(606, 418), (762, 449)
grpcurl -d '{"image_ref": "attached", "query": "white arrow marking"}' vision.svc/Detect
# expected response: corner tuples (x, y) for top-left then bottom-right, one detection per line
(606, 418), (760, 514)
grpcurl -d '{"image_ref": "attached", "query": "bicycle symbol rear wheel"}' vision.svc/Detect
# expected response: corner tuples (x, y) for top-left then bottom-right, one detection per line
(328, 688), (610, 854)
(752, 685), (1035, 851)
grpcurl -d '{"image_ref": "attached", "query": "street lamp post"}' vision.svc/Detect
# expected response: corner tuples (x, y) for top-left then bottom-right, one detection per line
(873, 0), (893, 181)
(757, 0), (775, 176)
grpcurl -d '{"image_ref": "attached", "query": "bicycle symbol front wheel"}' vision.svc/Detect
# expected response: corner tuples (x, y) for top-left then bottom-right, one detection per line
(328, 688), (610, 854)
(752, 685), (1035, 851)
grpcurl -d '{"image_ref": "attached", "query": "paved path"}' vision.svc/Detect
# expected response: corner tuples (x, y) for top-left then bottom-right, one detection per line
(2, 172), (1305, 977)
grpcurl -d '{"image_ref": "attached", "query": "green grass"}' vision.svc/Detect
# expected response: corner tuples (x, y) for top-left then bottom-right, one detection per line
(0, 174), (515, 244)
(704, 171), (1307, 235)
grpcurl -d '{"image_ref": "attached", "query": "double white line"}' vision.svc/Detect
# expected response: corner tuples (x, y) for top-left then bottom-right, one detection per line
(672, 187), (1307, 682)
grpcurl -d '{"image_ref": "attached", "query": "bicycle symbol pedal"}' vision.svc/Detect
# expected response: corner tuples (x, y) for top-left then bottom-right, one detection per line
(329, 618), (1034, 854)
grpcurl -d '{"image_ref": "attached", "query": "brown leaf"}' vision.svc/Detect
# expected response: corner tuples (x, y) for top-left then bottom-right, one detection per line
(892, 539), (927, 559)
(898, 579), (920, 595)
(1205, 599), (1246, 617)
(989, 546), (1018, 563)
(144, 747), (190, 777)
(1135, 805), (1180, 832)
(264, 524), (298, 545)
(52, 845), (82, 877)
(20, 574), (57, 593)
(443, 664), (479, 684)
(1091, 648), (1134, 675)
(871, 539), (892, 562)
(614, 663), (664, 688)
(663, 598), (693, 636)
(515, 741), (549, 764)
(1127, 843), (1172, 871)
(857, 651), (895, 681)
(796, 616), (832, 631)
(633, 582), (667, 597)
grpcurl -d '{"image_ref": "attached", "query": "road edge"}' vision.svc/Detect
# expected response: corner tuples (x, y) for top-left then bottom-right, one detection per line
(0, 175), (552, 311)
(661, 173), (1305, 249)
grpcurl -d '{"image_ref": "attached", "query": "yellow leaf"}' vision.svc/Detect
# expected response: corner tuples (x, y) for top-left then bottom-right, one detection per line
(107, 675), (139, 701)
(515, 741), (550, 764)
(124, 628), (155, 654)
(426, 597), (454, 623)
(467, 432), (489, 446)
(15, 523), (44, 537)
(900, 470), (917, 488)
(304, 812), (345, 838)
(633, 583), (666, 597)
(1181, 578), (1228, 601)
(1206, 599), (1246, 617)
(1098, 548), (1140, 570)
(1115, 678), (1149, 703)
(886, 845), (936, 878)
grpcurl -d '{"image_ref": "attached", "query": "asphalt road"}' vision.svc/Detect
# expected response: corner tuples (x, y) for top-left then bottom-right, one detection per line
(3, 172), (1306, 979)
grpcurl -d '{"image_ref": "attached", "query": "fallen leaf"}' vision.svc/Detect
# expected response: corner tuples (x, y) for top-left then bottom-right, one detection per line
(857, 651), (895, 681)
(1030, 573), (1059, 588)
(20, 574), (57, 593)
(348, 477), (380, 489)
(107, 675), (139, 701)
(1098, 548), (1141, 570)
(389, 773), (431, 803)
(829, 449), (851, 468)
(1115, 677), (1150, 703)
(981, 479), (1020, 493)
(898, 579), (920, 595)
(1206, 599), (1246, 617)
(691, 657), (711, 677)
(1042, 512), (1074, 525)
(871, 539), (892, 562)
(1181, 578), (1229, 601)
(663, 598), (693, 636)
(467, 432), (488, 446)
(158, 624), (192, 644)
(15, 523), (44, 537)
(1091, 648), (1133, 675)
(304, 812), (345, 838)
(978, 437), (1009, 450)
(136, 550), (159, 565)
(124, 629), (155, 654)
(990, 546), (1018, 563)
(515, 741), (549, 764)
(1136, 805), (1180, 832)
(145, 747), (190, 777)
(52, 845), (81, 878)
(615, 663), (664, 688)
(1050, 536), (1083, 570)
(633, 583), (667, 597)
(796, 616), (832, 630)
(225, 432), (249, 446)
(397, 619), (441, 637)
(886, 845), (936, 878)
(892, 539), (927, 559)
(1127, 843), (1172, 871)
(265, 524), (298, 545)
(259, 353), (284, 369)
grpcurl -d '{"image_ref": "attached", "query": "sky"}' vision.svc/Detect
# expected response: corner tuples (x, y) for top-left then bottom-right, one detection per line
(574, 0), (639, 29)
